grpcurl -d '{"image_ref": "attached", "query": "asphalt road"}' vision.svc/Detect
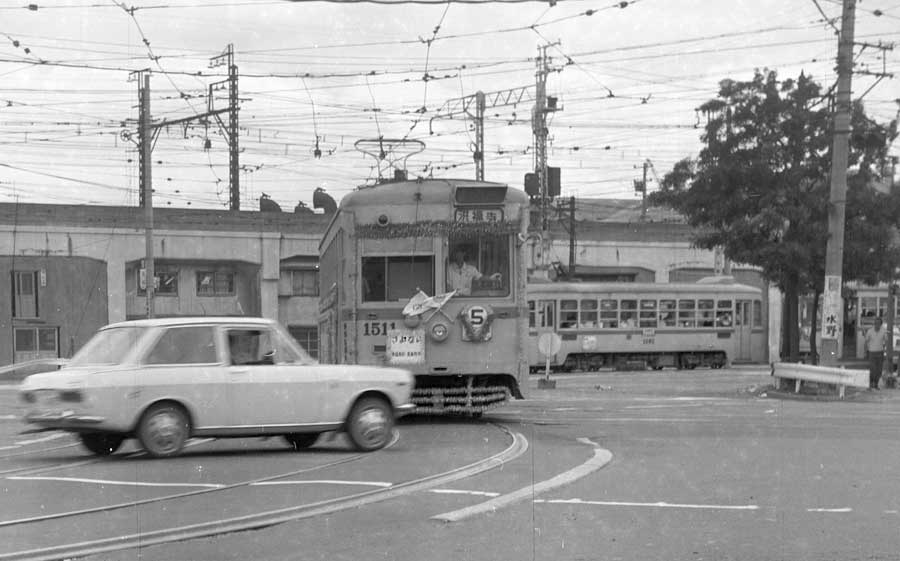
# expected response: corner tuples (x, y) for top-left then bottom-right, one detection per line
(2, 366), (900, 561)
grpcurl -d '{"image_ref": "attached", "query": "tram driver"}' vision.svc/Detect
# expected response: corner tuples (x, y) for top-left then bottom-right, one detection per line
(448, 249), (500, 296)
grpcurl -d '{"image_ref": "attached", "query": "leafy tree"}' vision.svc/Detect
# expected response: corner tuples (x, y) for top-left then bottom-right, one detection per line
(649, 69), (898, 362)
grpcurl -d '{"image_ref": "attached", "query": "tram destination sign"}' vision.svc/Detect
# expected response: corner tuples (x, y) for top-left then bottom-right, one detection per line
(454, 207), (504, 224)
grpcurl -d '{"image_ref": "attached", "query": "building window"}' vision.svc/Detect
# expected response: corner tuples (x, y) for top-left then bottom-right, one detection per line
(197, 271), (235, 296)
(12, 270), (39, 318)
(14, 327), (58, 358)
(279, 269), (319, 297)
(288, 326), (319, 360)
(139, 268), (178, 296)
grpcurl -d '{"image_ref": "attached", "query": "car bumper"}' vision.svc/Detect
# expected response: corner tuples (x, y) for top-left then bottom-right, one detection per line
(394, 403), (416, 417)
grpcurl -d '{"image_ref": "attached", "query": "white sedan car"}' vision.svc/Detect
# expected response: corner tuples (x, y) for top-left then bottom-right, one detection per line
(19, 317), (415, 458)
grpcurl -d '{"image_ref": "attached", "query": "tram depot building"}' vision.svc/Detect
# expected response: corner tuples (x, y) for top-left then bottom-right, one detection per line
(0, 198), (777, 369)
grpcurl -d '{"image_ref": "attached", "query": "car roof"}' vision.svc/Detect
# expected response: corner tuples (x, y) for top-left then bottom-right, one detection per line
(102, 317), (277, 330)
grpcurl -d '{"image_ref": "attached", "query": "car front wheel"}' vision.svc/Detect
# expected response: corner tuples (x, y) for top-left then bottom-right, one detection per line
(80, 433), (125, 456)
(137, 403), (190, 458)
(284, 433), (320, 450)
(346, 397), (393, 452)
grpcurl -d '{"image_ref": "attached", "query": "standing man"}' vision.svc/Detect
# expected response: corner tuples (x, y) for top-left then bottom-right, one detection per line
(865, 317), (888, 389)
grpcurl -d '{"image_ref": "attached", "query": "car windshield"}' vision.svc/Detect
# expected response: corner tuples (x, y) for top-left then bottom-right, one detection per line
(69, 326), (146, 366)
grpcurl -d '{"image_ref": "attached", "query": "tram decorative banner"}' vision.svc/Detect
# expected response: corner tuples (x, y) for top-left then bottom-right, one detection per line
(355, 219), (518, 240)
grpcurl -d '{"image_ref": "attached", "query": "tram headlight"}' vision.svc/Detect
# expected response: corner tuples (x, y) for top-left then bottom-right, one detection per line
(430, 322), (450, 342)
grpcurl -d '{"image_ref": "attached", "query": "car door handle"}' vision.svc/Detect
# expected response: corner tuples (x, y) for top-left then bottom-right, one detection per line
(230, 369), (249, 375)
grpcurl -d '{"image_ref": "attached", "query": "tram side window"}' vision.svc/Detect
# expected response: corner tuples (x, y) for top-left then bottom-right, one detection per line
(580, 299), (598, 328)
(678, 299), (696, 327)
(600, 299), (618, 328)
(698, 299), (715, 327)
(447, 236), (509, 297)
(362, 256), (434, 302)
(620, 299), (637, 328)
(716, 300), (733, 327)
(639, 299), (657, 328)
(753, 300), (762, 328)
(530, 300), (555, 329)
(659, 299), (677, 327)
(560, 300), (578, 329)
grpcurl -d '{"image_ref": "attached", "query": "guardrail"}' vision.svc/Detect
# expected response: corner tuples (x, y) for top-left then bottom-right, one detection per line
(771, 362), (868, 399)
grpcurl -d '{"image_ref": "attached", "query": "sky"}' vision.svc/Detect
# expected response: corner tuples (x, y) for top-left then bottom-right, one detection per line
(0, 0), (898, 211)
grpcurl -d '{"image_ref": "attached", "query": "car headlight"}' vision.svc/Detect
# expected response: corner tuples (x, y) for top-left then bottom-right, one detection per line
(430, 322), (449, 342)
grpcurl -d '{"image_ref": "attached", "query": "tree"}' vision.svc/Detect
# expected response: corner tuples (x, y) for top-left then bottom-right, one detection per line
(649, 69), (899, 362)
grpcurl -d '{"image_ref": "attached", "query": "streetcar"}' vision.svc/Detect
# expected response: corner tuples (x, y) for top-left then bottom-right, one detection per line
(527, 280), (766, 371)
(318, 177), (530, 414)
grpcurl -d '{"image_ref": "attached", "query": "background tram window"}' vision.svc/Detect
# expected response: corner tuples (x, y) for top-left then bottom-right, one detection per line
(528, 300), (536, 328)
(362, 256), (434, 302)
(698, 299), (715, 327)
(580, 299), (598, 327)
(600, 299), (618, 328)
(678, 299), (696, 327)
(659, 299), (677, 327)
(639, 299), (658, 328)
(560, 300), (578, 329)
(620, 299), (637, 328)
(716, 300), (734, 327)
(753, 300), (763, 327)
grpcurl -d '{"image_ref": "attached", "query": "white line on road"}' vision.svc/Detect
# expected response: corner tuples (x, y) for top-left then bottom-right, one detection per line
(253, 480), (393, 488)
(624, 404), (705, 410)
(806, 507), (852, 513)
(535, 498), (759, 511)
(431, 489), (500, 497)
(432, 440), (612, 523)
(8, 476), (223, 488)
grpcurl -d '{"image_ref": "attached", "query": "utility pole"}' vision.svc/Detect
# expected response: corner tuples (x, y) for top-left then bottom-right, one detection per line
(821, 0), (856, 366)
(532, 42), (560, 268)
(641, 160), (648, 222)
(135, 70), (155, 318)
(568, 196), (576, 279)
(209, 44), (240, 210)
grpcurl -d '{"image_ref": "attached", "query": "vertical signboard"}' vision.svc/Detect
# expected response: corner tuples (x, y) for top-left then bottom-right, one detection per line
(821, 275), (842, 340)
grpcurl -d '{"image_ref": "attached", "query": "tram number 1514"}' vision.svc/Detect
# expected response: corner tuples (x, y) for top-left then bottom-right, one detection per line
(363, 321), (397, 337)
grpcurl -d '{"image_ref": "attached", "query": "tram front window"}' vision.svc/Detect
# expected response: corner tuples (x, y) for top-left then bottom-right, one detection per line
(362, 256), (434, 302)
(447, 236), (509, 296)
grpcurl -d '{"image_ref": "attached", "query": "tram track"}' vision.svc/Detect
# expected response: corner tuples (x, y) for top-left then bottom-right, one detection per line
(0, 425), (528, 561)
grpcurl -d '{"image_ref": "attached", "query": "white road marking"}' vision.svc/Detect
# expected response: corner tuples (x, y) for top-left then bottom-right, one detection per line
(0, 432), (69, 450)
(807, 507), (852, 513)
(433, 440), (613, 523)
(8, 476), (223, 488)
(431, 489), (500, 497)
(576, 437), (599, 447)
(535, 498), (759, 511)
(624, 403), (705, 410)
(253, 480), (392, 488)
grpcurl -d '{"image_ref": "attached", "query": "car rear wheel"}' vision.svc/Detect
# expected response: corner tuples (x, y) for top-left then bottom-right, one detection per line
(138, 403), (190, 458)
(284, 433), (320, 450)
(80, 433), (125, 456)
(346, 397), (393, 451)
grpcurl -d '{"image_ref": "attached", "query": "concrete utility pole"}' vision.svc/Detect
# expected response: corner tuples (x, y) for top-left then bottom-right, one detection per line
(821, 0), (857, 366)
(532, 42), (560, 268)
(137, 72), (155, 318)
